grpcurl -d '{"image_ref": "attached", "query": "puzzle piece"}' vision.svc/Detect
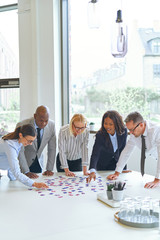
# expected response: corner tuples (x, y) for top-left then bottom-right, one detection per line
(29, 175), (105, 198)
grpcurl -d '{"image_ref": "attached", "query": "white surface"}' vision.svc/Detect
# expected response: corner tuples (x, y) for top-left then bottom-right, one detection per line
(97, 193), (121, 208)
(0, 171), (160, 240)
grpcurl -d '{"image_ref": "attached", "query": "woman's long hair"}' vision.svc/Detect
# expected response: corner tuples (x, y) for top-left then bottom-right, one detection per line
(2, 124), (36, 140)
(100, 110), (125, 135)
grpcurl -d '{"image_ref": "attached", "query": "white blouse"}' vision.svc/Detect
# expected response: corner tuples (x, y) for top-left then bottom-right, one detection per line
(0, 139), (34, 187)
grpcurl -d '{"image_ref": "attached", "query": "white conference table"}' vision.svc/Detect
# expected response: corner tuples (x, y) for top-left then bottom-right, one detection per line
(0, 170), (160, 240)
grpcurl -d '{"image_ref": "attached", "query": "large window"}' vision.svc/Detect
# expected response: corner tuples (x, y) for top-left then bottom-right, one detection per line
(153, 64), (160, 78)
(62, 0), (160, 129)
(0, 2), (19, 133)
(151, 38), (160, 54)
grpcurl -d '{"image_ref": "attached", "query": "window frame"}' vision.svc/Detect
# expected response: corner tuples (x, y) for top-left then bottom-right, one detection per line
(0, 3), (19, 89)
(153, 64), (160, 78)
(61, 0), (70, 125)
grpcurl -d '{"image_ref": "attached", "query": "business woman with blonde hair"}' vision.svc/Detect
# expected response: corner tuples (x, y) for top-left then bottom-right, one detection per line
(56, 114), (89, 176)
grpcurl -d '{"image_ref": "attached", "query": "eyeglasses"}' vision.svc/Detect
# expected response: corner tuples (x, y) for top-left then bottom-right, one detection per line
(73, 123), (86, 131)
(128, 122), (141, 133)
(24, 136), (34, 144)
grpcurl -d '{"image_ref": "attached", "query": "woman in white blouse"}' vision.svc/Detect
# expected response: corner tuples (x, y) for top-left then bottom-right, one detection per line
(56, 114), (89, 176)
(0, 124), (48, 189)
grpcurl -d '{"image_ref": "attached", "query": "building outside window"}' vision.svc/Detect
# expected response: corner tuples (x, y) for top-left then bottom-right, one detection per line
(152, 39), (160, 54)
(62, 0), (160, 129)
(0, 1), (19, 134)
(153, 64), (160, 78)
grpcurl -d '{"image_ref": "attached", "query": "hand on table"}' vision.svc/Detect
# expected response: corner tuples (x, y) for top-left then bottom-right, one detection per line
(42, 170), (54, 176)
(122, 170), (132, 173)
(32, 182), (48, 189)
(144, 178), (160, 188)
(64, 168), (75, 177)
(25, 172), (39, 179)
(83, 171), (90, 176)
(83, 166), (89, 176)
(107, 172), (120, 180)
(86, 172), (96, 183)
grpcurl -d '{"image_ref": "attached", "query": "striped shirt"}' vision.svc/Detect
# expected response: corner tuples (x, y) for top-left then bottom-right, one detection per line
(58, 124), (89, 169)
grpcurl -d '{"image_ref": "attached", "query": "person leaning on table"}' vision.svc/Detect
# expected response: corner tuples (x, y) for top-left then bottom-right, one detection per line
(0, 124), (48, 189)
(87, 110), (128, 183)
(107, 111), (160, 189)
(56, 114), (89, 177)
(16, 105), (56, 179)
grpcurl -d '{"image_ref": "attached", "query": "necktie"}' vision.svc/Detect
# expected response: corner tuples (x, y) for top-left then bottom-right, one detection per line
(140, 135), (146, 176)
(29, 128), (42, 173)
(37, 128), (41, 149)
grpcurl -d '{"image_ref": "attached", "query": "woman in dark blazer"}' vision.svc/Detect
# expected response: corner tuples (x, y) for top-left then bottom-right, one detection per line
(87, 110), (128, 183)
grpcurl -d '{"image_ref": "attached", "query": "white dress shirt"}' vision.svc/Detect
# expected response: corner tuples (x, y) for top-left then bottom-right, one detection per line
(0, 139), (34, 187)
(34, 120), (44, 140)
(116, 120), (160, 179)
(109, 132), (118, 153)
(58, 124), (89, 169)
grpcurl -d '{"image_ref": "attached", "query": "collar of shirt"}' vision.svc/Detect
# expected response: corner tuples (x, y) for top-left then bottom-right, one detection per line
(109, 132), (118, 152)
(34, 120), (44, 137)
(142, 120), (147, 137)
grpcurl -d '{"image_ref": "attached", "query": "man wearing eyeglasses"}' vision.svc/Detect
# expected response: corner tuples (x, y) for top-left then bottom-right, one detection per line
(16, 105), (56, 179)
(107, 111), (160, 188)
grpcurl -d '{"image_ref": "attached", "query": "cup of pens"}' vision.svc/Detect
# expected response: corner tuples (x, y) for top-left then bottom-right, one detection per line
(112, 181), (126, 201)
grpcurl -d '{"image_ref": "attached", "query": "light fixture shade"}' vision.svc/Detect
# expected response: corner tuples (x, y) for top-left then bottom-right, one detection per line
(111, 10), (128, 58)
(87, 0), (100, 29)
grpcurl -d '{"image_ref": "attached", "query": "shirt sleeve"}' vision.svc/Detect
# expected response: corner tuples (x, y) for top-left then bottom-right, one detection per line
(16, 121), (30, 173)
(89, 133), (102, 170)
(4, 141), (34, 187)
(115, 136), (135, 173)
(46, 122), (56, 171)
(18, 146), (30, 174)
(153, 130), (160, 179)
(81, 129), (89, 166)
(58, 129), (69, 169)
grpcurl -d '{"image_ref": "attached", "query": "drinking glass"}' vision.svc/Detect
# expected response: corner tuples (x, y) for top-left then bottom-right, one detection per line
(144, 196), (153, 210)
(119, 200), (129, 220)
(141, 200), (151, 223)
(134, 196), (143, 203)
(134, 201), (141, 223)
(126, 203), (135, 222)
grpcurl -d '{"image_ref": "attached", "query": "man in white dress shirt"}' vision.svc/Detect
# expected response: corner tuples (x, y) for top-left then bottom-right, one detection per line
(17, 106), (56, 179)
(108, 111), (160, 188)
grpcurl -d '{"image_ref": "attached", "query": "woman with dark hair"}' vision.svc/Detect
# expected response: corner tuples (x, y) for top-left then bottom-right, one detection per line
(0, 124), (48, 189)
(87, 110), (128, 183)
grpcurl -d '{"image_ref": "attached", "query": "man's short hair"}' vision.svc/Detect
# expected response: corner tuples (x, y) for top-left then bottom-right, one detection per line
(125, 112), (144, 124)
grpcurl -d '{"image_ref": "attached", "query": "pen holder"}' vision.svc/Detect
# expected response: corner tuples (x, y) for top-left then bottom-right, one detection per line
(112, 189), (124, 201)
(106, 190), (113, 200)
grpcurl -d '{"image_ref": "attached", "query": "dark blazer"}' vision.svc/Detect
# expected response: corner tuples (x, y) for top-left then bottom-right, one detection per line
(89, 128), (127, 171)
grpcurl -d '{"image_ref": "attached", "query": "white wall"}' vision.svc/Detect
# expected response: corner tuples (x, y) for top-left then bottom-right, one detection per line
(18, 0), (62, 132)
